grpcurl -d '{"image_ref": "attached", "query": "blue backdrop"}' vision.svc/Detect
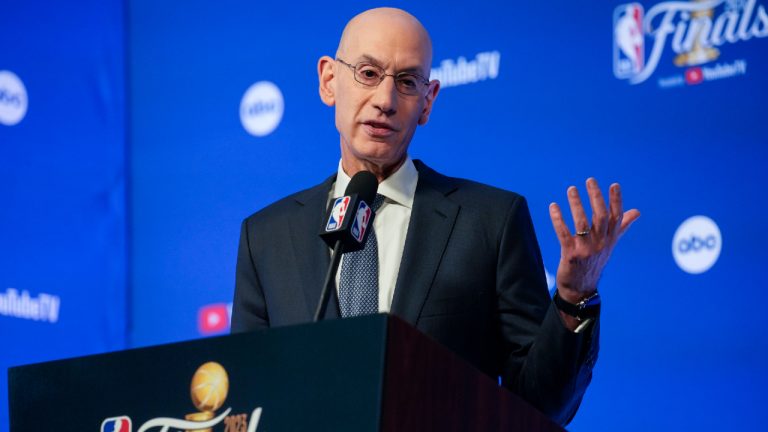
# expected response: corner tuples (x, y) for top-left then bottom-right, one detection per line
(0, 0), (127, 429)
(2, 0), (767, 430)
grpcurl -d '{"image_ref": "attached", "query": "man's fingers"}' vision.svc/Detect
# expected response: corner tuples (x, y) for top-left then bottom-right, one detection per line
(587, 178), (608, 236)
(619, 209), (641, 235)
(549, 202), (572, 247)
(567, 186), (590, 234)
(608, 183), (624, 236)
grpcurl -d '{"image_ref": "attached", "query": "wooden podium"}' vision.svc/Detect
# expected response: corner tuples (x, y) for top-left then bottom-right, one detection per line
(8, 314), (564, 431)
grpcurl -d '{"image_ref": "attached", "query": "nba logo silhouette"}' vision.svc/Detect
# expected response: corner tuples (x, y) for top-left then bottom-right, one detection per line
(350, 202), (372, 243)
(325, 196), (350, 231)
(614, 3), (645, 79)
(101, 416), (132, 432)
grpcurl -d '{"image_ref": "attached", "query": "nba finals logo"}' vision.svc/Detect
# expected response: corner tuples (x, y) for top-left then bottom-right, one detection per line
(613, 0), (768, 87)
(103, 361), (263, 432)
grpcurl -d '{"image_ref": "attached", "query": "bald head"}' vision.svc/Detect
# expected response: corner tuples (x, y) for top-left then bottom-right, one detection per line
(336, 7), (433, 76)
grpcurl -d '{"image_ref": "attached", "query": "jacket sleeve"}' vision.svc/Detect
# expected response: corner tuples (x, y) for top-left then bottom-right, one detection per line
(496, 196), (599, 426)
(231, 218), (270, 332)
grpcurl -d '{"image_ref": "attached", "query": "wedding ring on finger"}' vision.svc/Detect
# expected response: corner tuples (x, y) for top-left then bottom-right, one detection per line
(576, 229), (591, 237)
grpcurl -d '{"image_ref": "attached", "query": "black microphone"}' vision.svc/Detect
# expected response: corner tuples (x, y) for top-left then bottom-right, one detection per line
(314, 171), (378, 321)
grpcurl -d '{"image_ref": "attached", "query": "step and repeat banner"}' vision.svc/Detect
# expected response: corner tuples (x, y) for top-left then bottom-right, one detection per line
(3, 0), (767, 430)
(0, 1), (127, 429)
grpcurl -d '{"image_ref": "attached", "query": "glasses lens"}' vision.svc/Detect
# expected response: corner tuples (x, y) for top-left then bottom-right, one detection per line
(354, 63), (383, 86)
(395, 73), (423, 96)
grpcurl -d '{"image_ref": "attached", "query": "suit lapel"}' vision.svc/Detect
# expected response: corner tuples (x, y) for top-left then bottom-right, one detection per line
(390, 161), (459, 325)
(288, 175), (340, 321)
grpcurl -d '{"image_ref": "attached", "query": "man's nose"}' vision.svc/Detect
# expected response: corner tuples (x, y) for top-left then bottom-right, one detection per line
(371, 76), (398, 115)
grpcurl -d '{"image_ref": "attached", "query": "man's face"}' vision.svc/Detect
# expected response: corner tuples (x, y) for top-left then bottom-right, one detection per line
(322, 11), (438, 173)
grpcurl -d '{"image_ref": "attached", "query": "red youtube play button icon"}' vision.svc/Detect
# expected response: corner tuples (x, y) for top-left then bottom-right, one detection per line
(198, 303), (230, 334)
(685, 67), (704, 85)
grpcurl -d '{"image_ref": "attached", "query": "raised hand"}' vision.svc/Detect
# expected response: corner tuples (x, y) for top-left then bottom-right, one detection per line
(548, 178), (640, 307)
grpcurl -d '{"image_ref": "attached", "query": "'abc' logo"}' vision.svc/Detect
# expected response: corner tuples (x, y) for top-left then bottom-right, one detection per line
(676, 234), (716, 253)
(240, 81), (283, 137)
(672, 215), (721, 274)
(0, 70), (28, 126)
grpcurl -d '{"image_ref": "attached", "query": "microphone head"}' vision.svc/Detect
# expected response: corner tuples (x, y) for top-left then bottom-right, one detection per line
(344, 171), (378, 206)
(319, 170), (379, 252)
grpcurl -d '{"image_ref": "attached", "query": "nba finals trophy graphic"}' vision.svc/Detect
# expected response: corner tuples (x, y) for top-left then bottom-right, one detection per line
(674, 0), (721, 66)
(117, 360), (262, 431)
(186, 361), (230, 432)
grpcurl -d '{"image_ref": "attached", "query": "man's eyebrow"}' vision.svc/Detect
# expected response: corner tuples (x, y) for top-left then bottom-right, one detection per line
(356, 54), (382, 65)
(355, 53), (427, 76)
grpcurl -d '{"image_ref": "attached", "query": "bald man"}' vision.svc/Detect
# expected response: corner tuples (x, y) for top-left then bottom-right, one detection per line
(232, 7), (639, 426)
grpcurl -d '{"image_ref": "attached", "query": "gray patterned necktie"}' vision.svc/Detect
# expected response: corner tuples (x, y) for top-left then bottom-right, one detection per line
(339, 194), (385, 317)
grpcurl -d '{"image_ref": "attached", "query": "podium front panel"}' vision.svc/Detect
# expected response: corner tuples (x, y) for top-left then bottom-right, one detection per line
(9, 316), (388, 431)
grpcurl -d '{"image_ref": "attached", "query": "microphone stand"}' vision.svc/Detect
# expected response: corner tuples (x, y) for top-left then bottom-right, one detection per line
(313, 239), (343, 322)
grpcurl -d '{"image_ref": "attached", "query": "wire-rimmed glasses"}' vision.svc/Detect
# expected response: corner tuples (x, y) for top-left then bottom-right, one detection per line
(336, 58), (430, 96)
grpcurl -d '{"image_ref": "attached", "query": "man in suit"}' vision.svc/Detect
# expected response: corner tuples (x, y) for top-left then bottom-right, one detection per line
(231, 7), (640, 425)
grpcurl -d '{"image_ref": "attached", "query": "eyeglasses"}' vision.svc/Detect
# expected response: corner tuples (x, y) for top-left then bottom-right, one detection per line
(336, 58), (430, 96)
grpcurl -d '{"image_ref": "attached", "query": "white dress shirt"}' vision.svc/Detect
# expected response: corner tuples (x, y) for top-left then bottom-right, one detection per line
(331, 157), (418, 312)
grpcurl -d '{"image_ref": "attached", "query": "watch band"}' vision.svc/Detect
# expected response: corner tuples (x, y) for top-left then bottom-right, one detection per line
(553, 290), (601, 321)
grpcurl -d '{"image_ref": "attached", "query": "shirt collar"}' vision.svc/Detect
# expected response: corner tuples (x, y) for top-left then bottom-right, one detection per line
(333, 156), (418, 209)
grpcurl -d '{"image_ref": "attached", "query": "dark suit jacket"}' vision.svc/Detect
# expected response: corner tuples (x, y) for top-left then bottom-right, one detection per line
(232, 160), (598, 425)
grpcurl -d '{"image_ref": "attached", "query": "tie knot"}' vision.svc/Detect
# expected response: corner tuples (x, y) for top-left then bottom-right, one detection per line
(371, 193), (385, 211)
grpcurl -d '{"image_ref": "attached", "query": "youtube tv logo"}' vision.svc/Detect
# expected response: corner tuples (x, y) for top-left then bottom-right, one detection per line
(198, 303), (231, 335)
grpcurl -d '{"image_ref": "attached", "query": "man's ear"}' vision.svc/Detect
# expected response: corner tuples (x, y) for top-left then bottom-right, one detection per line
(318, 56), (336, 106)
(418, 80), (440, 125)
